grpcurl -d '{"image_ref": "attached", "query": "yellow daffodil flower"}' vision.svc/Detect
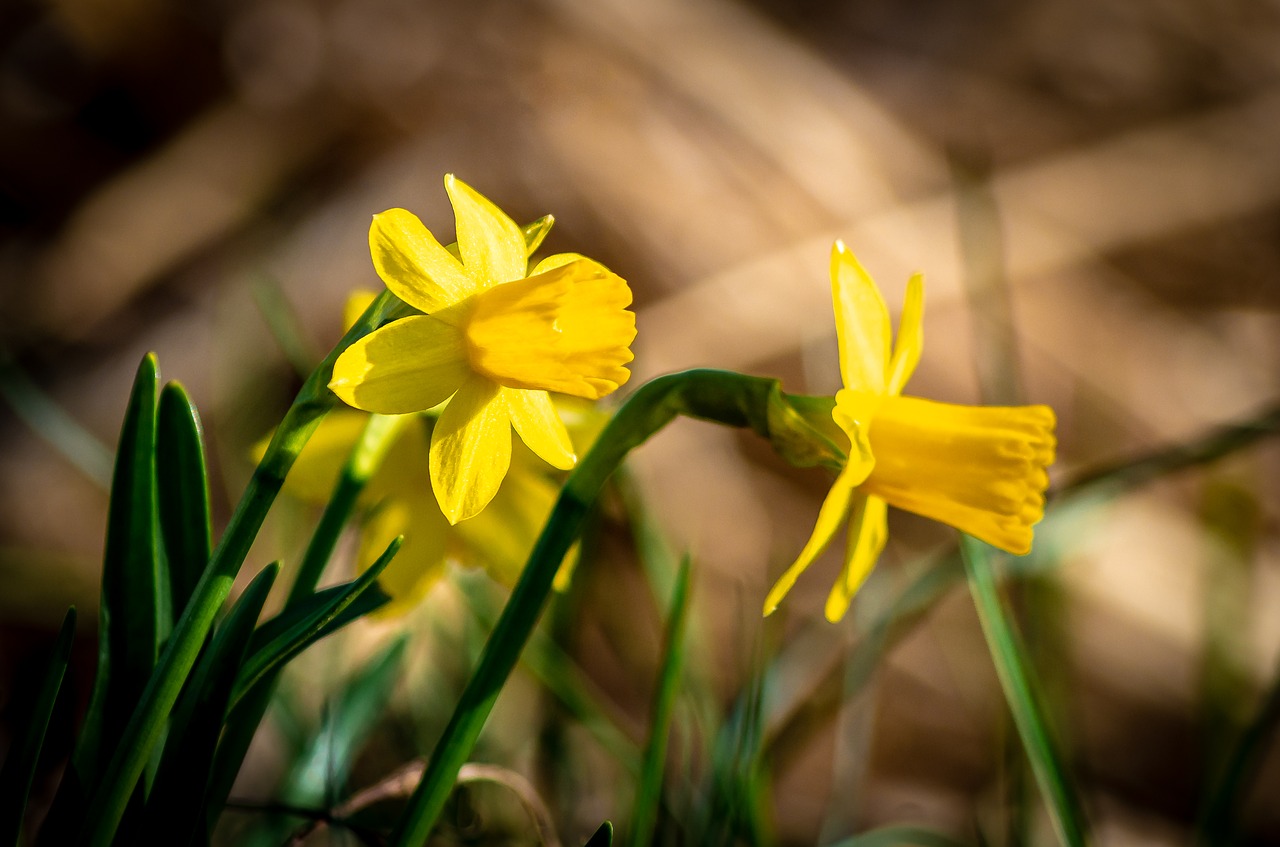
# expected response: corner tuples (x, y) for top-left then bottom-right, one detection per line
(765, 241), (1056, 622)
(329, 175), (636, 524)
(280, 405), (599, 616)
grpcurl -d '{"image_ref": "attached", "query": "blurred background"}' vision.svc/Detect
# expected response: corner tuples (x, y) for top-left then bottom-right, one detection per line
(2, 0), (1280, 843)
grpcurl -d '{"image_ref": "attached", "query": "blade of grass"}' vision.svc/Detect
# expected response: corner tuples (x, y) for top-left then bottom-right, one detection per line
(156, 382), (213, 624)
(252, 275), (321, 378)
(585, 821), (614, 847)
(202, 413), (402, 834)
(629, 556), (692, 847)
(825, 824), (973, 847)
(458, 578), (641, 776)
(388, 370), (783, 846)
(141, 562), (280, 845)
(230, 538), (400, 710)
(1197, 653), (1280, 844)
(0, 354), (113, 488)
(960, 535), (1089, 847)
(76, 354), (165, 787)
(0, 607), (76, 846)
(245, 636), (408, 846)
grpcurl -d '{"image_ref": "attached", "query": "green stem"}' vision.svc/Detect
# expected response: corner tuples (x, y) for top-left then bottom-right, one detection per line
(389, 369), (776, 846)
(202, 412), (404, 832)
(77, 292), (408, 846)
(960, 535), (1089, 847)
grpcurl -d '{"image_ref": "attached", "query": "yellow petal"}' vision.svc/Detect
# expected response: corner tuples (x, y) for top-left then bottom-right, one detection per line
(505, 388), (576, 470)
(530, 252), (589, 275)
(357, 494), (450, 617)
(465, 259), (635, 399)
(429, 376), (512, 523)
(273, 409), (371, 503)
(445, 174), (526, 290)
(887, 272), (924, 396)
(454, 467), (559, 586)
(369, 208), (478, 312)
(329, 315), (469, 414)
(343, 289), (380, 333)
(824, 495), (888, 622)
(831, 240), (890, 395)
(762, 452), (873, 616)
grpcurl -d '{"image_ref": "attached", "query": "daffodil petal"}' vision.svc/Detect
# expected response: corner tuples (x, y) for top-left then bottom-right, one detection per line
(831, 240), (889, 394)
(430, 377), (512, 523)
(369, 208), (477, 312)
(329, 316), (469, 414)
(454, 467), (559, 586)
(824, 495), (888, 622)
(505, 388), (576, 470)
(358, 495), (450, 617)
(887, 272), (924, 395)
(530, 252), (590, 275)
(762, 455), (872, 616)
(445, 174), (526, 289)
(273, 410), (372, 503)
(343, 289), (380, 333)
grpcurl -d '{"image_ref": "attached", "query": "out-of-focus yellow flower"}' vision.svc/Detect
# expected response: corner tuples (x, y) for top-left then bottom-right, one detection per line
(282, 406), (597, 616)
(329, 174), (636, 524)
(765, 241), (1056, 622)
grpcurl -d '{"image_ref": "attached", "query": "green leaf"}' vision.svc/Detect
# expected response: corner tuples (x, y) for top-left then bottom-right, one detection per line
(156, 382), (212, 625)
(244, 636), (409, 846)
(630, 556), (692, 847)
(0, 354), (113, 488)
(824, 824), (973, 847)
(0, 607), (76, 846)
(230, 537), (400, 710)
(960, 536), (1089, 847)
(585, 821), (614, 847)
(141, 563), (279, 846)
(76, 353), (164, 786)
(388, 370), (781, 847)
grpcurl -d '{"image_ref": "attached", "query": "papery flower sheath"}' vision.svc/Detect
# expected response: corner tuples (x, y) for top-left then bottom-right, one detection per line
(765, 241), (1056, 622)
(329, 175), (636, 523)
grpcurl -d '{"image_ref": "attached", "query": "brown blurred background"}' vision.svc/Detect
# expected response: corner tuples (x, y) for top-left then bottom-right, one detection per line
(2, 0), (1280, 843)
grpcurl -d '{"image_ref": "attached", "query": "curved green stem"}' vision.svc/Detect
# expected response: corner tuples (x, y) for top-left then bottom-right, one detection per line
(389, 369), (776, 846)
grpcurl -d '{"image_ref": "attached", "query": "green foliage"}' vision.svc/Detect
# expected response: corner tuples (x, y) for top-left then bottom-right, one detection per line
(0, 607), (75, 846)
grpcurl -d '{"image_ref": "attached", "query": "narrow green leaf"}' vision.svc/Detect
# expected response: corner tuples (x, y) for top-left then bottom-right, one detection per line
(389, 370), (781, 847)
(76, 291), (406, 846)
(230, 537), (401, 710)
(156, 382), (213, 624)
(630, 557), (692, 847)
(140, 563), (278, 845)
(585, 821), (614, 847)
(960, 535), (1089, 847)
(0, 354), (113, 488)
(244, 636), (408, 846)
(201, 413), (401, 837)
(252, 275), (321, 378)
(76, 354), (164, 786)
(0, 607), (76, 846)
(825, 824), (973, 847)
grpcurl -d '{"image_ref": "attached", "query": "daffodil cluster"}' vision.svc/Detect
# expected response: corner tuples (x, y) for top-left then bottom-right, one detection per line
(766, 242), (1056, 622)
(329, 175), (636, 523)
